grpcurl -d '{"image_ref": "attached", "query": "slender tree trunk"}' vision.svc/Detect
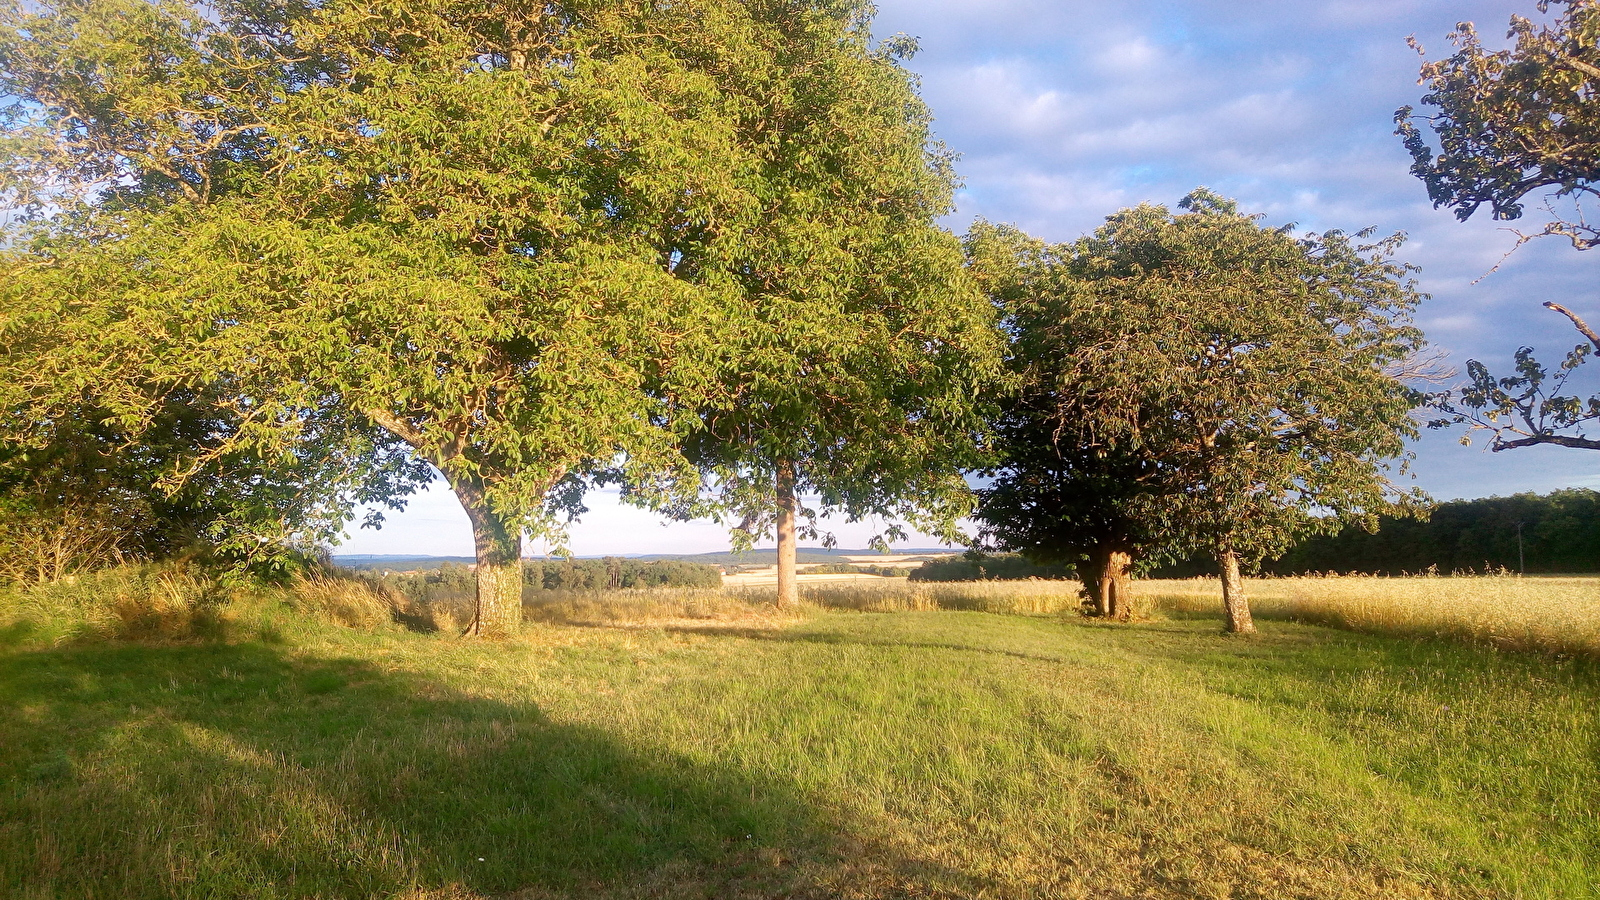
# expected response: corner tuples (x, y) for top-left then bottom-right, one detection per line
(451, 480), (523, 638)
(1217, 547), (1256, 635)
(359, 410), (525, 636)
(775, 460), (798, 609)
(1078, 544), (1133, 619)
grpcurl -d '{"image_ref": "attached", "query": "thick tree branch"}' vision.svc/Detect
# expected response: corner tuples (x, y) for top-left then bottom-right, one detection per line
(363, 408), (428, 450)
(1544, 301), (1600, 353)
(1566, 56), (1600, 81)
(1493, 433), (1600, 451)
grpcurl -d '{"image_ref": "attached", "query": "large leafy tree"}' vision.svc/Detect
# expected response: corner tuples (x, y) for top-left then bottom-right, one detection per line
(972, 194), (1428, 633)
(1399, 0), (1600, 452)
(1, 0), (912, 634)
(615, 25), (1002, 608)
(965, 222), (1184, 620)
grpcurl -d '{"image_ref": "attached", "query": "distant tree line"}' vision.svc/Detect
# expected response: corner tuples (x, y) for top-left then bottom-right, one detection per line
(1264, 490), (1600, 576)
(804, 562), (918, 577)
(524, 559), (723, 591)
(913, 489), (1598, 581)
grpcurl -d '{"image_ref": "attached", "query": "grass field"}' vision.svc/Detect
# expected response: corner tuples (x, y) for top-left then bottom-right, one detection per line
(1, 573), (1596, 899)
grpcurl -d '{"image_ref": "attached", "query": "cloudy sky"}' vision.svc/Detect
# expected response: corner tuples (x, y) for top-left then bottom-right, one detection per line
(340, 0), (1599, 558)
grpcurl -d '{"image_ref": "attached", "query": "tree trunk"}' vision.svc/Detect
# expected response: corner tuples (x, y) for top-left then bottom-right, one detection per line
(452, 480), (523, 638)
(1078, 545), (1133, 619)
(1102, 547), (1133, 620)
(1217, 547), (1256, 635)
(775, 460), (798, 609)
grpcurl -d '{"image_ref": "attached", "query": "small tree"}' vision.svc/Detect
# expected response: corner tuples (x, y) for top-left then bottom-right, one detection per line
(973, 194), (1428, 633)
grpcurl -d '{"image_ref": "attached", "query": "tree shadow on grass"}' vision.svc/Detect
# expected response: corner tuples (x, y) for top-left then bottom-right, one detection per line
(661, 622), (1094, 668)
(0, 640), (982, 900)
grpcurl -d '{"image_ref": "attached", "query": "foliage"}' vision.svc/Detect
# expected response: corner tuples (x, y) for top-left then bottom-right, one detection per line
(379, 558), (723, 610)
(1401, 2), (1600, 453)
(0, 0), (1008, 630)
(1428, 304), (1600, 451)
(907, 552), (1071, 583)
(615, 20), (1003, 557)
(965, 194), (1428, 609)
(1397, 0), (1600, 250)
(966, 220), (1186, 617)
(0, 499), (129, 586)
(1265, 488), (1600, 575)
(1, 0), (985, 632)
(526, 558), (723, 591)
(0, 393), (425, 581)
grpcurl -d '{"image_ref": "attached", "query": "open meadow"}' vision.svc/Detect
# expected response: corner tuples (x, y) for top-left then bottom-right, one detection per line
(1, 571), (1596, 899)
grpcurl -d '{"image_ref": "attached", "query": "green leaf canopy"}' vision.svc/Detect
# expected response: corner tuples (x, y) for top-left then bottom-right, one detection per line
(0, 0), (996, 630)
(968, 192), (1430, 631)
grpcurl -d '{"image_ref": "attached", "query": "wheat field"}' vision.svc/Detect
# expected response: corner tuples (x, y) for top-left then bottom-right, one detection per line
(1143, 574), (1600, 656)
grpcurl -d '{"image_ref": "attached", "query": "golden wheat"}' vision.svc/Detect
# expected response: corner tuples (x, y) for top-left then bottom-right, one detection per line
(1142, 574), (1600, 656)
(786, 577), (1084, 615)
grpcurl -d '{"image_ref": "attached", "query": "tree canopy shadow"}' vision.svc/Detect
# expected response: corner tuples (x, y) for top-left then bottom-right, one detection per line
(661, 622), (1090, 667)
(0, 638), (983, 900)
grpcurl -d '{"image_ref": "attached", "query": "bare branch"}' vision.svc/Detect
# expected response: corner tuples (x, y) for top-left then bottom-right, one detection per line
(1544, 301), (1600, 353)
(1566, 56), (1600, 81)
(1385, 346), (1456, 384)
(1494, 433), (1600, 451)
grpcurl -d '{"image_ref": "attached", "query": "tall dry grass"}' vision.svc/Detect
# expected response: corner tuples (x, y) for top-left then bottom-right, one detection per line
(1144, 575), (1600, 656)
(783, 577), (1085, 615)
(525, 586), (800, 629)
(13, 563), (1592, 660)
(0, 566), (462, 644)
(768, 573), (1600, 658)
(0, 564), (235, 643)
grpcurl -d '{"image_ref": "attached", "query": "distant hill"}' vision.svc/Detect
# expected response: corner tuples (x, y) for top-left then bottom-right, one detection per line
(333, 548), (955, 572)
(333, 555), (476, 571)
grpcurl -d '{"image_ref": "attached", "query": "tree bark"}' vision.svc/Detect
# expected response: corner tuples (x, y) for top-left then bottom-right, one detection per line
(775, 460), (798, 609)
(451, 479), (523, 638)
(359, 409), (525, 637)
(1217, 547), (1256, 635)
(1078, 544), (1133, 619)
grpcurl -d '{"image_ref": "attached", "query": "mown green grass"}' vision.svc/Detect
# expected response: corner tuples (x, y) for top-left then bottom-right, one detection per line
(1, 597), (1596, 899)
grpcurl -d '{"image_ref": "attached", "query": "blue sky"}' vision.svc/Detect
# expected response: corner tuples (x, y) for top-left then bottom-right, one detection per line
(339, 0), (1599, 557)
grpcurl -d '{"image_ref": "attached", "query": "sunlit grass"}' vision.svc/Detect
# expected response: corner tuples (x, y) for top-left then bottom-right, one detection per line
(2, 572), (1597, 898)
